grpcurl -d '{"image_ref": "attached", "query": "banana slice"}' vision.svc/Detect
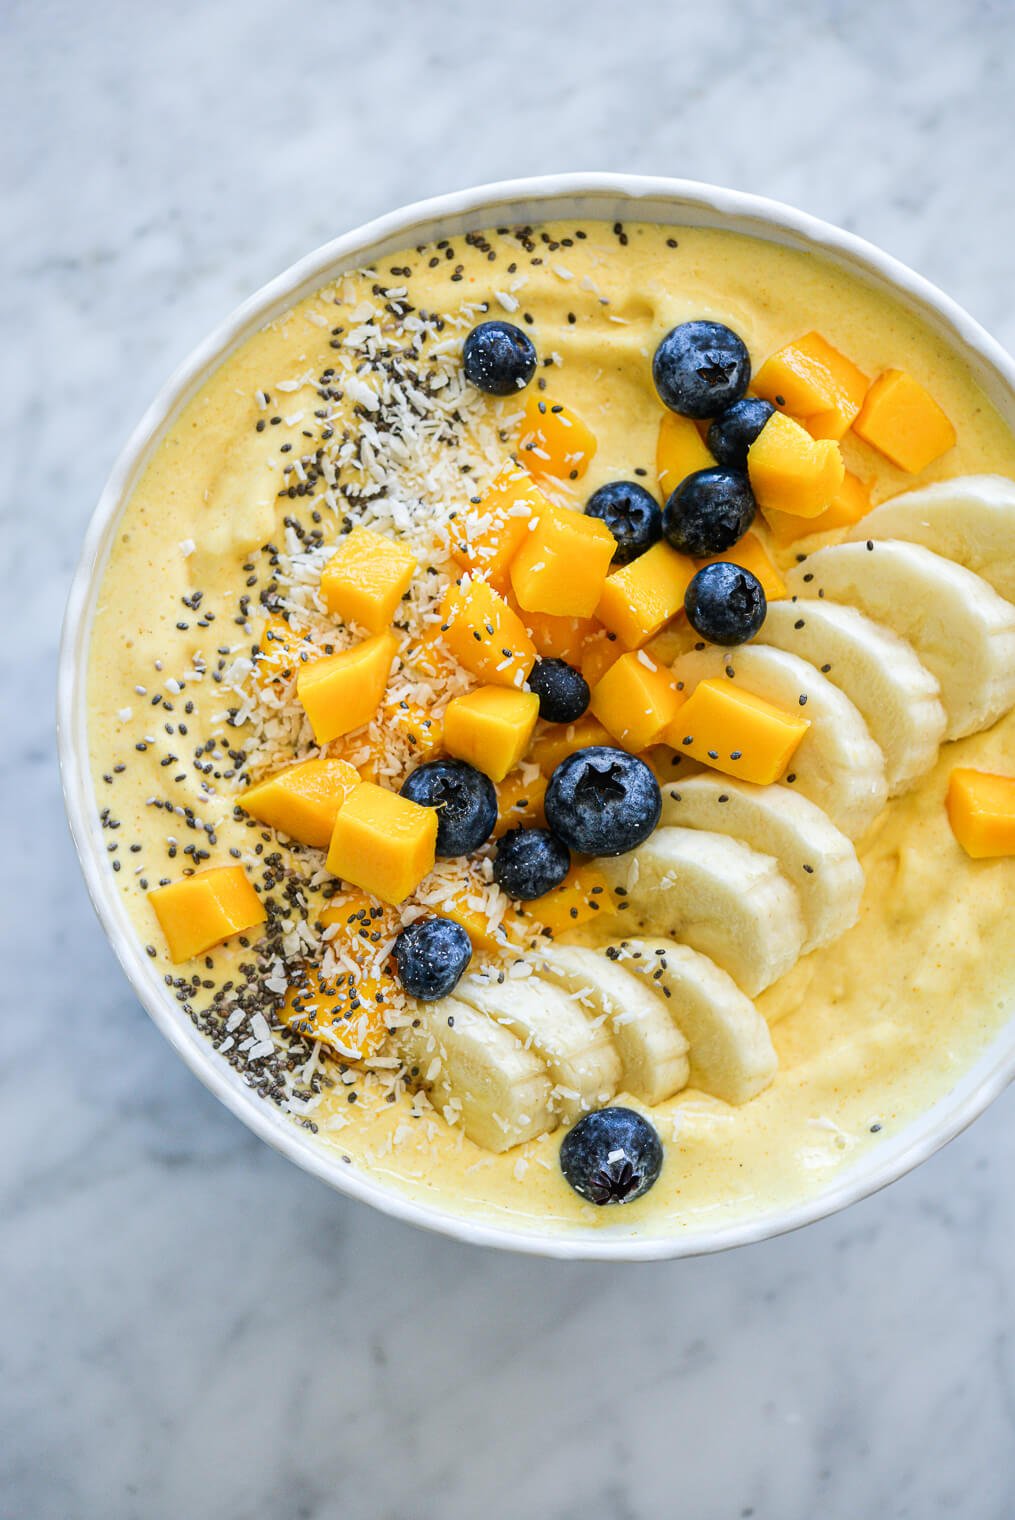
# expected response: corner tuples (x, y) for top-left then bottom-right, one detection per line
(659, 775), (863, 953)
(597, 826), (805, 996)
(399, 996), (554, 1152)
(610, 937), (777, 1104)
(759, 600), (946, 794)
(845, 474), (1015, 602)
(786, 541), (1015, 740)
(455, 971), (621, 1121)
(532, 943), (690, 1105)
(671, 644), (888, 838)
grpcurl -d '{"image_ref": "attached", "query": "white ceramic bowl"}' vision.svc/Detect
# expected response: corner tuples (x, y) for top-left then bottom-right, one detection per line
(59, 174), (1015, 1260)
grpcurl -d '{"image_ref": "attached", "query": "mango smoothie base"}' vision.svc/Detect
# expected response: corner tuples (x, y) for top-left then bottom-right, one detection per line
(87, 219), (1015, 1239)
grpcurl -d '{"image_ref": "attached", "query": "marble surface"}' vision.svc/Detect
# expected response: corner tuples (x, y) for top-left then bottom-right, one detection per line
(4, 0), (1015, 1514)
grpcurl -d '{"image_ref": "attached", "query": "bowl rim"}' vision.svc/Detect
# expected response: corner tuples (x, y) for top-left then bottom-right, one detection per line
(58, 172), (1015, 1261)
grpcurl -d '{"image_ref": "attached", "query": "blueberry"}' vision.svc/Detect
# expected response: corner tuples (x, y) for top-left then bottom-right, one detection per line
(394, 917), (472, 1001)
(493, 827), (571, 900)
(685, 561), (767, 646)
(707, 398), (775, 468)
(529, 658), (590, 724)
(545, 746), (661, 856)
(652, 320), (751, 419)
(584, 480), (662, 566)
(462, 320), (537, 395)
(560, 1106), (663, 1205)
(662, 467), (755, 557)
(400, 760), (497, 857)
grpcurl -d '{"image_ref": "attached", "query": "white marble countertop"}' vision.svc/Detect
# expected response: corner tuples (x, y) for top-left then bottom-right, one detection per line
(5, 0), (1015, 1514)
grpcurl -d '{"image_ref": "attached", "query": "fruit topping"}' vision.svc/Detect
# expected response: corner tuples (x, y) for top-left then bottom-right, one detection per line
(241, 757), (360, 849)
(853, 369), (957, 473)
(519, 395), (598, 481)
(326, 781), (437, 905)
(707, 399), (775, 468)
(439, 577), (536, 688)
(394, 917), (474, 1000)
(652, 320), (751, 419)
(589, 650), (684, 752)
(494, 771), (548, 835)
(764, 469), (870, 543)
(148, 866), (266, 964)
(296, 631), (398, 745)
(656, 411), (714, 496)
(523, 863), (610, 934)
(510, 499), (616, 617)
(528, 714), (613, 775)
(747, 411), (845, 518)
(559, 1106), (663, 1205)
(545, 745), (662, 856)
(320, 525), (417, 633)
(752, 331), (869, 441)
(596, 540), (696, 649)
(281, 951), (392, 1062)
(584, 480), (662, 566)
(462, 319), (537, 395)
(695, 530), (786, 601)
(662, 466), (756, 556)
(451, 462), (547, 590)
(493, 826), (572, 900)
(400, 758), (499, 854)
(529, 657), (591, 724)
(663, 678), (809, 786)
(442, 686), (540, 784)
(254, 614), (318, 689)
(685, 561), (767, 646)
(946, 768), (1015, 858)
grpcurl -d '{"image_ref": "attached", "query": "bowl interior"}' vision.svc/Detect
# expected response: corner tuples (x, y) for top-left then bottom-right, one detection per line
(59, 174), (1015, 1259)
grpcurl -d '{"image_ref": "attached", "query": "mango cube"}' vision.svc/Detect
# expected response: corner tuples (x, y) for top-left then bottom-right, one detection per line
(444, 685), (539, 782)
(663, 678), (810, 785)
(440, 577), (536, 689)
(386, 700), (443, 764)
(946, 768), (1015, 858)
(240, 757), (361, 849)
(748, 411), (845, 519)
(494, 770), (548, 835)
(326, 782), (437, 905)
(518, 395), (597, 481)
(528, 714), (613, 775)
(297, 631), (397, 744)
(590, 650), (685, 753)
(657, 410), (713, 496)
(148, 866), (266, 963)
(254, 615), (319, 689)
(451, 462), (546, 590)
(320, 526), (417, 633)
(596, 540), (696, 648)
(695, 531), (787, 601)
(580, 633), (625, 689)
(754, 331), (870, 440)
(280, 961), (391, 1062)
(524, 864), (610, 935)
(521, 608), (600, 665)
(438, 890), (515, 954)
(853, 369), (957, 473)
(510, 502), (616, 618)
(764, 470), (871, 543)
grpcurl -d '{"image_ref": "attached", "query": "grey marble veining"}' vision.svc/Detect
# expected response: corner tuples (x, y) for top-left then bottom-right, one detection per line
(3, 0), (1015, 1515)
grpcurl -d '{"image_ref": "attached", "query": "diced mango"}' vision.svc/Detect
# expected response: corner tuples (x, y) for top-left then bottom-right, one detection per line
(438, 890), (515, 954)
(695, 531), (787, 600)
(320, 526), (417, 633)
(657, 410), (714, 496)
(596, 540), (696, 649)
(385, 700), (443, 764)
(510, 502), (616, 618)
(148, 866), (266, 963)
(450, 462), (547, 590)
(326, 782), (437, 905)
(590, 650), (685, 754)
(663, 678), (810, 785)
(280, 962), (391, 1062)
(524, 864), (611, 935)
(748, 411), (845, 519)
(521, 608), (600, 665)
(754, 331), (870, 440)
(518, 395), (597, 481)
(528, 715), (613, 775)
(296, 631), (397, 745)
(494, 770), (548, 835)
(254, 615), (319, 689)
(440, 578), (536, 689)
(946, 768), (1015, 858)
(853, 369), (957, 473)
(580, 632), (625, 689)
(443, 685), (540, 782)
(240, 758), (361, 849)
(764, 470), (871, 543)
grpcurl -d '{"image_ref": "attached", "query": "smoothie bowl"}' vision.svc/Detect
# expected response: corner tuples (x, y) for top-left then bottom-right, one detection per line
(59, 176), (1015, 1259)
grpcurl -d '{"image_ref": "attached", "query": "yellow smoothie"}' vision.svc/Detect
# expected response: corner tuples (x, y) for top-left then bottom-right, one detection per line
(87, 220), (1015, 1239)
